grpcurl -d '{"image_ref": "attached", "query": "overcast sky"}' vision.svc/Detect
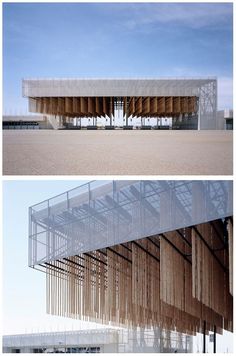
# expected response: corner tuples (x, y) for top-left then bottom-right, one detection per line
(3, 2), (233, 114)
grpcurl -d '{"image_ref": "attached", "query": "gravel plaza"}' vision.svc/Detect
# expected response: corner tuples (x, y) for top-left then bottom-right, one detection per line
(3, 130), (233, 176)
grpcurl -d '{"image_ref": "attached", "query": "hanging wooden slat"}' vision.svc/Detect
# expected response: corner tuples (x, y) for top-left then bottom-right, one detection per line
(31, 96), (197, 119)
(228, 219), (233, 295)
(45, 218), (233, 335)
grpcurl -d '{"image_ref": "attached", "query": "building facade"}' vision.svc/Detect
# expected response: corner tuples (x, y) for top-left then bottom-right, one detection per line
(216, 109), (233, 130)
(2, 115), (53, 130)
(3, 328), (192, 353)
(23, 78), (217, 130)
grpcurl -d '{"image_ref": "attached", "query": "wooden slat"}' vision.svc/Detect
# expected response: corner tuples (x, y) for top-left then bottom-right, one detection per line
(173, 97), (181, 114)
(181, 97), (188, 113)
(157, 97), (165, 115)
(150, 97), (157, 115)
(87, 97), (95, 116)
(65, 97), (73, 114)
(142, 97), (150, 116)
(135, 97), (142, 117)
(165, 97), (173, 114)
(128, 97), (135, 116)
(228, 220), (233, 295)
(80, 97), (88, 115)
(188, 96), (196, 113)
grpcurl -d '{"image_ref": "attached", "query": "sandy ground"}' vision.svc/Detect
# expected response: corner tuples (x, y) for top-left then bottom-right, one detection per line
(3, 130), (233, 175)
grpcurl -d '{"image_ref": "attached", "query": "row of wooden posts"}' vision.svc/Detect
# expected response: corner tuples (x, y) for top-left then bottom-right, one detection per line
(29, 96), (197, 118)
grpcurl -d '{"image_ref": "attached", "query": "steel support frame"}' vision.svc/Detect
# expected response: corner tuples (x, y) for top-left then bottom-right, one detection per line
(28, 180), (232, 267)
(198, 80), (217, 130)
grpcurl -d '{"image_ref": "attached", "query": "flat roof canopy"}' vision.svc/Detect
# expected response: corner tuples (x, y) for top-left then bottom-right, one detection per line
(23, 77), (216, 97)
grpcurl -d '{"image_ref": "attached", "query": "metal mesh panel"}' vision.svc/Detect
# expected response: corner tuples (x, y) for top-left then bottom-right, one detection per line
(23, 78), (216, 97)
(29, 180), (232, 267)
(199, 80), (217, 129)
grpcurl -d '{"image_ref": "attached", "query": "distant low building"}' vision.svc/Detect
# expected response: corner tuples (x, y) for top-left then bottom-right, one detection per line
(2, 115), (53, 129)
(3, 328), (192, 353)
(216, 109), (233, 130)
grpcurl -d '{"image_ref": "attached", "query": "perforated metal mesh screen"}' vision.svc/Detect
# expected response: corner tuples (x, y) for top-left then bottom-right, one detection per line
(22, 78), (215, 97)
(29, 180), (232, 267)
